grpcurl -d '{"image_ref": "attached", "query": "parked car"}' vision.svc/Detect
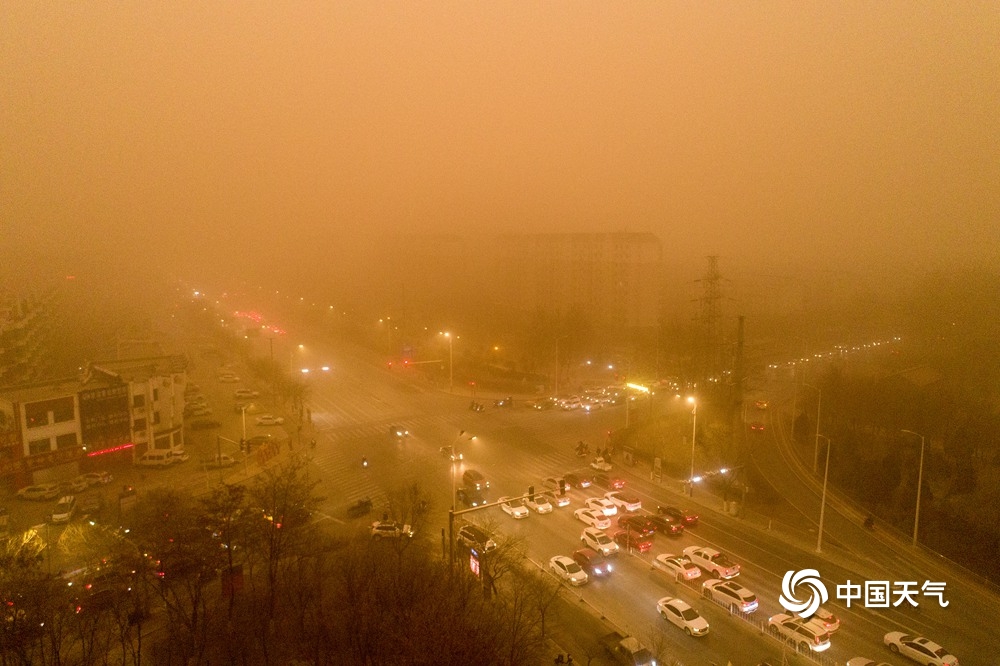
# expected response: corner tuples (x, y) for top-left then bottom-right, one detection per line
(580, 527), (620, 556)
(769, 614), (831, 652)
(549, 555), (588, 586)
(604, 491), (642, 512)
(654, 553), (701, 580)
(573, 548), (613, 577)
(233, 389), (260, 399)
(50, 496), (77, 523)
(370, 521), (413, 539)
(203, 454), (238, 469)
(81, 471), (112, 486)
(657, 596), (710, 636)
(17, 484), (60, 501)
(218, 373), (241, 383)
(883, 633), (958, 666)
(59, 477), (89, 494)
(187, 405), (212, 417)
(79, 494), (105, 517)
(702, 579), (758, 613)
(189, 419), (222, 430)
(255, 414), (285, 426)
(498, 496), (529, 519)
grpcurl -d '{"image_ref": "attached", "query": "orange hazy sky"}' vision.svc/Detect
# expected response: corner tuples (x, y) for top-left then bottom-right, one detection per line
(2, 2), (998, 285)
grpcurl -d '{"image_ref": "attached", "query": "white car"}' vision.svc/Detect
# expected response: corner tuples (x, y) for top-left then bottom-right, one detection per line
(81, 471), (112, 486)
(498, 496), (529, 519)
(523, 494), (553, 514)
(796, 605), (840, 633)
(589, 457), (613, 472)
(654, 553), (701, 580)
(604, 491), (642, 512)
(846, 659), (893, 666)
(683, 545), (740, 579)
(884, 633), (958, 666)
(50, 495), (77, 523)
(370, 521), (413, 539)
(549, 555), (588, 586)
(218, 374), (241, 383)
(702, 579), (758, 613)
(541, 489), (570, 508)
(574, 508), (611, 530)
(769, 614), (831, 653)
(585, 497), (618, 516)
(656, 597), (710, 636)
(255, 414), (285, 426)
(580, 527), (620, 556)
(233, 389), (259, 399)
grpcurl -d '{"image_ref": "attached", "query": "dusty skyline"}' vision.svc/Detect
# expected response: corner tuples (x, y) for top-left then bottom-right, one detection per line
(2, 2), (998, 292)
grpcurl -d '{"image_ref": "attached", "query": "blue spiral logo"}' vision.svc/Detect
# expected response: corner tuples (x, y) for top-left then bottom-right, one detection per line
(778, 569), (828, 617)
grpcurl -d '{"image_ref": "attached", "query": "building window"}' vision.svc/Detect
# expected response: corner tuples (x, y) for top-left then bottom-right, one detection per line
(133, 394), (146, 408)
(134, 418), (147, 431)
(24, 403), (50, 428)
(152, 411), (161, 426)
(52, 397), (74, 422)
(56, 433), (78, 450)
(28, 438), (51, 456)
(153, 388), (159, 401)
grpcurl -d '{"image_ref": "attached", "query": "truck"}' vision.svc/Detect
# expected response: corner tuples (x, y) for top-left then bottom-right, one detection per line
(600, 631), (656, 666)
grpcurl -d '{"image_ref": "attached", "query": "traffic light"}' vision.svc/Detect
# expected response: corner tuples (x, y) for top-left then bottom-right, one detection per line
(528, 485), (535, 502)
(559, 480), (567, 496)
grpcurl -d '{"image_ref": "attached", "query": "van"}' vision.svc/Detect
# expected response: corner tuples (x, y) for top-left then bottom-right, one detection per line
(137, 450), (174, 467)
(462, 469), (490, 491)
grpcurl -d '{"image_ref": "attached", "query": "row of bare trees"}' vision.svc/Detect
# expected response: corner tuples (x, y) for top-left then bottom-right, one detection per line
(1, 456), (567, 665)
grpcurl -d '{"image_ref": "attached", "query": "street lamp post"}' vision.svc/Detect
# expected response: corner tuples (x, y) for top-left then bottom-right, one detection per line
(816, 434), (831, 553)
(688, 396), (697, 497)
(901, 430), (926, 547)
(439, 332), (454, 393)
(803, 383), (822, 473)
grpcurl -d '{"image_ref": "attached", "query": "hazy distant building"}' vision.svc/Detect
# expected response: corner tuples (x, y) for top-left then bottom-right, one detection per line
(0, 288), (58, 386)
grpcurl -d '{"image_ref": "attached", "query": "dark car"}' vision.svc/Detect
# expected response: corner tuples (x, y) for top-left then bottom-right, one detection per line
(658, 505), (699, 527)
(617, 514), (656, 537)
(612, 529), (653, 553)
(456, 487), (487, 508)
(189, 419), (221, 431)
(648, 513), (685, 536)
(564, 471), (593, 489)
(572, 547), (614, 577)
(591, 473), (626, 490)
(389, 425), (409, 439)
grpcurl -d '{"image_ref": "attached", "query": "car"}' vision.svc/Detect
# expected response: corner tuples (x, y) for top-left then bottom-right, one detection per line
(657, 596), (710, 636)
(755, 400), (769, 409)
(370, 521), (413, 539)
(187, 406), (213, 417)
(523, 493), (553, 514)
(245, 434), (274, 450)
(456, 487), (487, 508)
(750, 422), (766, 431)
(883, 633), (958, 666)
(50, 496), (77, 523)
(439, 446), (463, 461)
(235, 401), (263, 414)
(702, 579), (758, 613)
(612, 529), (653, 553)
(549, 555), (588, 586)
(203, 454), (238, 469)
(255, 414), (285, 426)
(768, 614), (831, 652)
(16, 483), (60, 501)
(604, 491), (642, 512)
(59, 477), (89, 494)
(574, 508), (611, 530)
(189, 418), (222, 430)
(171, 450), (190, 464)
(648, 513), (685, 536)
(617, 514), (656, 537)
(589, 457), (613, 472)
(78, 494), (105, 517)
(388, 425), (409, 438)
(654, 553), (701, 580)
(658, 505), (699, 526)
(541, 489), (570, 508)
(233, 389), (260, 399)
(683, 546), (740, 579)
(572, 548), (613, 577)
(218, 374), (241, 383)
(462, 469), (490, 491)
(585, 497), (617, 516)
(796, 605), (840, 633)
(591, 472), (626, 490)
(525, 398), (555, 410)
(542, 477), (568, 495)
(846, 660), (893, 666)
(457, 524), (496, 552)
(81, 471), (112, 486)
(564, 471), (593, 489)
(498, 496), (529, 519)
(580, 527), (620, 556)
